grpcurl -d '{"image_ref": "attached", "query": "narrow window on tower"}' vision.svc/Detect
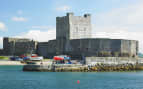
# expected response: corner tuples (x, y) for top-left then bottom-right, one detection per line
(84, 28), (86, 31)
(76, 27), (78, 32)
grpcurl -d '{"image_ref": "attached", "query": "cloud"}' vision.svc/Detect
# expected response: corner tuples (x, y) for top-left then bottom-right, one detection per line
(81, 8), (96, 13)
(56, 5), (71, 11)
(11, 16), (27, 22)
(17, 10), (23, 15)
(0, 27), (56, 48)
(92, 30), (143, 52)
(0, 37), (3, 48)
(94, 1), (143, 32)
(93, 30), (137, 40)
(92, 1), (143, 52)
(31, 26), (54, 30)
(15, 28), (56, 42)
(0, 22), (7, 31)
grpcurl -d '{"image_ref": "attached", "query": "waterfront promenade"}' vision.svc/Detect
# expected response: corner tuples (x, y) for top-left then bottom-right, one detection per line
(0, 60), (52, 65)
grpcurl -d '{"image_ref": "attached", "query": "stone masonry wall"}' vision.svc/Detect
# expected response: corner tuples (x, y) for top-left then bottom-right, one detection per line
(3, 37), (37, 56)
(56, 13), (92, 55)
(86, 57), (138, 65)
(64, 38), (138, 59)
(37, 40), (56, 58)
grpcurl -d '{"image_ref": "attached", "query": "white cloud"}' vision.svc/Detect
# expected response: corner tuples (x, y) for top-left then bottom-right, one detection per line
(94, 1), (143, 31)
(17, 10), (23, 15)
(81, 8), (96, 13)
(0, 22), (6, 31)
(56, 5), (71, 11)
(15, 28), (56, 42)
(92, 30), (143, 52)
(31, 26), (54, 30)
(0, 27), (56, 48)
(11, 16), (27, 22)
(0, 37), (3, 48)
(92, 1), (143, 52)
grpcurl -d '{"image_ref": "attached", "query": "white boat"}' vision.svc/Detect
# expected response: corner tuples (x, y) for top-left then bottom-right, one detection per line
(29, 54), (43, 61)
(29, 56), (43, 61)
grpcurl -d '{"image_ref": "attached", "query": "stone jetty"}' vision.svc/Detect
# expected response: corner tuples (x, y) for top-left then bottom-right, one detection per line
(23, 63), (143, 72)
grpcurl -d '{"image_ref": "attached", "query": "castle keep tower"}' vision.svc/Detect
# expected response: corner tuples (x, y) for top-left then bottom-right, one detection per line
(56, 12), (91, 40)
(56, 13), (92, 54)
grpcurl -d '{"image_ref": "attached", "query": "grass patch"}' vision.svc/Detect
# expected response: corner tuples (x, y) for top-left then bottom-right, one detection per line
(0, 56), (9, 60)
(43, 59), (53, 61)
(44, 59), (51, 60)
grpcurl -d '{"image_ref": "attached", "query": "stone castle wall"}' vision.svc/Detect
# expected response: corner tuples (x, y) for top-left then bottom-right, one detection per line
(37, 40), (56, 58)
(37, 38), (138, 59)
(63, 39), (138, 59)
(3, 37), (37, 56)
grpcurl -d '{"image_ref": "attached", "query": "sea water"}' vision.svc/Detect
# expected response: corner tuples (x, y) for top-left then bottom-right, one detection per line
(0, 65), (143, 89)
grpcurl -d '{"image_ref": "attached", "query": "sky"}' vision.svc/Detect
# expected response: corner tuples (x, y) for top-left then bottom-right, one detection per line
(0, 0), (143, 52)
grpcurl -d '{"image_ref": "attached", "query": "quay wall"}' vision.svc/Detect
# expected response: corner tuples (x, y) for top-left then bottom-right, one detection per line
(23, 63), (143, 72)
(86, 57), (141, 65)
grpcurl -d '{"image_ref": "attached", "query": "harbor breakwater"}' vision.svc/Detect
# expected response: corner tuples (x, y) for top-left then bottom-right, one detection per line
(23, 63), (143, 72)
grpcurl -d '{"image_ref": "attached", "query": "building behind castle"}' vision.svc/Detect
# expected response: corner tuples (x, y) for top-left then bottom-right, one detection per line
(0, 13), (139, 59)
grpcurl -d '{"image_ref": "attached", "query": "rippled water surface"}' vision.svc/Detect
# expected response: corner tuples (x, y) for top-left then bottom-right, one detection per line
(0, 65), (143, 89)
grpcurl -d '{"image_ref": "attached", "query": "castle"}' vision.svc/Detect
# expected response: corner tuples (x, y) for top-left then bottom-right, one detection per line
(1, 13), (139, 59)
